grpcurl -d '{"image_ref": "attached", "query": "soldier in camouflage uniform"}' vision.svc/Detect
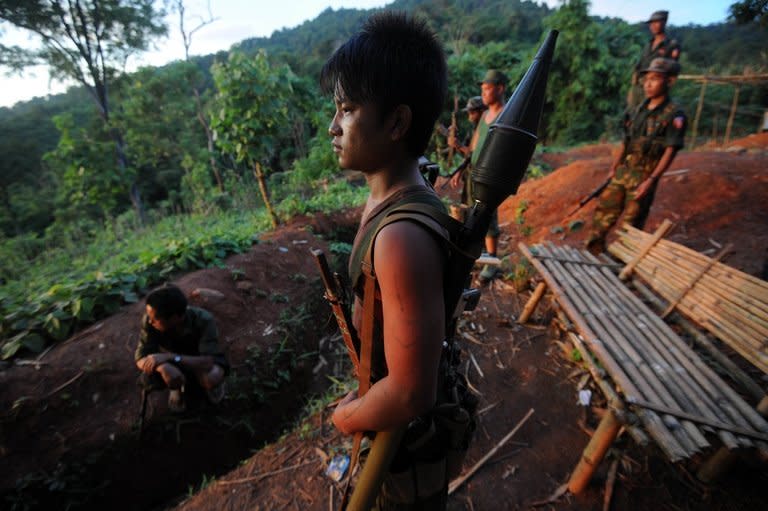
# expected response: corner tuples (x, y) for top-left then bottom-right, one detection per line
(628, 10), (681, 108)
(135, 285), (229, 413)
(586, 57), (686, 255)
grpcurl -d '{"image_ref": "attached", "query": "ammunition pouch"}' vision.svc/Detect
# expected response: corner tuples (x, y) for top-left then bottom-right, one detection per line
(381, 365), (477, 504)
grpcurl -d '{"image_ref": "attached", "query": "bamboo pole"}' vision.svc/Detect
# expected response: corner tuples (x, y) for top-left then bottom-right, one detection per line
(724, 84), (741, 145)
(610, 238), (768, 372)
(518, 282), (547, 324)
(661, 243), (733, 318)
(519, 243), (687, 460)
(618, 219), (674, 281)
(529, 244), (693, 458)
(579, 247), (768, 438)
(566, 330), (650, 447)
(628, 397), (768, 442)
(551, 245), (715, 450)
(618, 235), (768, 309)
(566, 245), (763, 447)
(544, 245), (702, 454)
(696, 446), (738, 484)
(631, 279), (766, 403)
(613, 248), (768, 373)
(619, 225), (768, 293)
(611, 239), (768, 334)
(690, 79), (708, 146)
(567, 409), (622, 494)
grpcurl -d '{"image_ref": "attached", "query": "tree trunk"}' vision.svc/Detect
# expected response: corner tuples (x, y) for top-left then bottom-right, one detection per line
(95, 86), (146, 226)
(253, 162), (279, 228)
(193, 87), (224, 192)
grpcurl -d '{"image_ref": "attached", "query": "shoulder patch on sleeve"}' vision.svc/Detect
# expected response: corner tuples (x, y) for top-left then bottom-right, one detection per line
(673, 116), (685, 129)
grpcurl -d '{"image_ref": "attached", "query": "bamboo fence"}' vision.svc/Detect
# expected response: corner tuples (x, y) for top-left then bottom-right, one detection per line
(519, 242), (768, 463)
(608, 224), (768, 375)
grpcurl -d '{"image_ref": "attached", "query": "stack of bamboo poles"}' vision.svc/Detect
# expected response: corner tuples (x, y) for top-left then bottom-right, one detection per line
(609, 224), (768, 376)
(519, 242), (768, 463)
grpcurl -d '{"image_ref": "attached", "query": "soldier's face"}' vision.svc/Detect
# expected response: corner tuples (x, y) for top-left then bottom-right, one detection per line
(467, 110), (483, 124)
(146, 305), (183, 333)
(643, 72), (668, 99)
(648, 20), (664, 35)
(328, 87), (392, 172)
(480, 83), (504, 107)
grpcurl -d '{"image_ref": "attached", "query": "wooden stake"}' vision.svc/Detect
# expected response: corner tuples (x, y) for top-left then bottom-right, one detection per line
(690, 79), (707, 146)
(518, 282), (547, 324)
(618, 219), (673, 281)
(567, 409), (622, 494)
(724, 84), (741, 145)
(448, 408), (534, 494)
(661, 243), (732, 318)
(603, 457), (620, 511)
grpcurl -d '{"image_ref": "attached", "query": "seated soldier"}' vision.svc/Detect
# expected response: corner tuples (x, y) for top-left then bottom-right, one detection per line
(135, 285), (228, 413)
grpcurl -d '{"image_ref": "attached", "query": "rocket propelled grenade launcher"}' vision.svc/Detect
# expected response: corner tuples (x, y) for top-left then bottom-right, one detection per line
(444, 29), (558, 318)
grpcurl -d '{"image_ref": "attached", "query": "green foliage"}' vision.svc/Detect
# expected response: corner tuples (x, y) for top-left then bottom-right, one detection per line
(211, 50), (296, 171)
(541, 0), (643, 144)
(44, 112), (130, 223)
(117, 61), (212, 211)
(729, 0), (768, 27)
(0, 211), (269, 359)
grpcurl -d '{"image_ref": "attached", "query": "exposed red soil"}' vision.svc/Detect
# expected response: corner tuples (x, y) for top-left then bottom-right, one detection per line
(1, 134), (766, 511)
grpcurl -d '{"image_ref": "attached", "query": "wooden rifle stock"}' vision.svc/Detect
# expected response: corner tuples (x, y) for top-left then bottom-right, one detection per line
(311, 249), (360, 372)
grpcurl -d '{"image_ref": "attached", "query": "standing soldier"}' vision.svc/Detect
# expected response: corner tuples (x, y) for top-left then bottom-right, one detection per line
(451, 70), (507, 283)
(586, 57), (686, 255)
(628, 10), (681, 108)
(448, 96), (486, 203)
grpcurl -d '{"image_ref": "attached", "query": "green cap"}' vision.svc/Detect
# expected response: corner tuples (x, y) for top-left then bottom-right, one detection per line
(646, 10), (668, 23)
(463, 96), (487, 112)
(478, 69), (508, 86)
(640, 57), (680, 76)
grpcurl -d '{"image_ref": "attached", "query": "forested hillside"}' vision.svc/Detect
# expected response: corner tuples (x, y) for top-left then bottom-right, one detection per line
(0, 0), (766, 359)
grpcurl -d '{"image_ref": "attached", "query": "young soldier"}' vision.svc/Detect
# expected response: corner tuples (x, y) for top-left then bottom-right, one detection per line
(446, 96), (486, 204)
(448, 96), (487, 160)
(628, 10), (681, 108)
(586, 57), (686, 255)
(135, 285), (228, 412)
(451, 71), (507, 283)
(322, 12), (466, 510)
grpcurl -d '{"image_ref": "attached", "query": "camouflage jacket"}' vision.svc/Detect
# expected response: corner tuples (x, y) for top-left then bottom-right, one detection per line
(134, 306), (228, 369)
(635, 35), (681, 75)
(617, 97), (686, 184)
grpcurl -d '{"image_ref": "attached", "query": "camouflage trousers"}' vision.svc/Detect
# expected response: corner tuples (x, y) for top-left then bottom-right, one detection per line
(585, 170), (659, 253)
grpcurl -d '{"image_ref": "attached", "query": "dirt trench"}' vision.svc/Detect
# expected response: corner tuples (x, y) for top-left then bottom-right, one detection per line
(0, 212), (361, 511)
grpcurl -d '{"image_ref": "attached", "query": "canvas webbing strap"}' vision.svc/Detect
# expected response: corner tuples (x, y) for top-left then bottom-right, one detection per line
(341, 265), (376, 510)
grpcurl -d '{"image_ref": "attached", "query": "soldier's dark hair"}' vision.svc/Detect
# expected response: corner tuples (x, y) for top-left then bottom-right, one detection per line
(146, 285), (187, 319)
(320, 11), (447, 157)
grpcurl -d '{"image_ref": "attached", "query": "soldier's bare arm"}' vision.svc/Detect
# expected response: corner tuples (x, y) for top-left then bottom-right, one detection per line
(332, 221), (445, 435)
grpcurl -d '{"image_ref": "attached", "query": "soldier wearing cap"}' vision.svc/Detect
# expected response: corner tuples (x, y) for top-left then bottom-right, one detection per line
(448, 96), (487, 159)
(586, 57), (687, 255)
(628, 10), (681, 108)
(451, 70), (507, 282)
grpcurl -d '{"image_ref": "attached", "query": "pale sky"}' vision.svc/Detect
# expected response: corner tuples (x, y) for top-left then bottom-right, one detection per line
(0, 0), (735, 108)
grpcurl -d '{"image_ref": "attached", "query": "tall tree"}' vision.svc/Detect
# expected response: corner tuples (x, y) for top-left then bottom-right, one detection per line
(0, 0), (167, 224)
(174, 0), (224, 192)
(211, 50), (297, 228)
(729, 0), (768, 27)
